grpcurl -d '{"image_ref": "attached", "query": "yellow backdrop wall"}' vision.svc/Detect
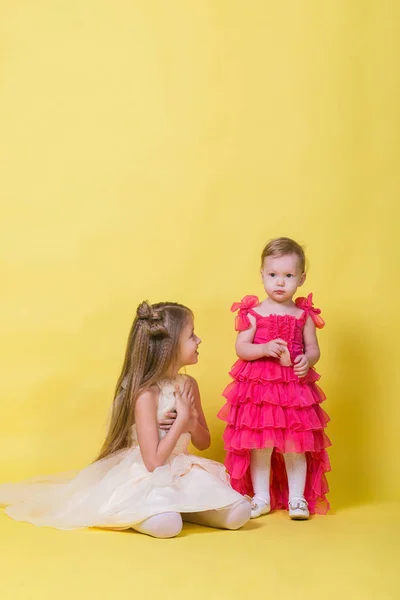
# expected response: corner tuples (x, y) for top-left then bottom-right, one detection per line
(1, 0), (399, 510)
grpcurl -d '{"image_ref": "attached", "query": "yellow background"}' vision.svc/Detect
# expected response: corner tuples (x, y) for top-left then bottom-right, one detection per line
(0, 2), (399, 599)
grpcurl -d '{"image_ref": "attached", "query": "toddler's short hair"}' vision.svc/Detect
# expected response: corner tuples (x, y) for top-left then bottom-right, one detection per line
(261, 237), (306, 272)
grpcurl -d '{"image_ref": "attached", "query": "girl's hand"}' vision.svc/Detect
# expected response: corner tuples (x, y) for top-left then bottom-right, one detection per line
(264, 339), (288, 358)
(174, 380), (195, 429)
(158, 411), (177, 431)
(160, 406), (198, 433)
(293, 354), (310, 378)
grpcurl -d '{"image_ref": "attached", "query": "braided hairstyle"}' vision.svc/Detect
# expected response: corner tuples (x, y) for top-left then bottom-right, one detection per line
(97, 301), (192, 460)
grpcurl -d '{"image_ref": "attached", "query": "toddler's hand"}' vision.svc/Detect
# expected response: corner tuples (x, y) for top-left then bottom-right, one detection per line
(264, 339), (287, 359)
(293, 354), (310, 378)
(279, 346), (292, 367)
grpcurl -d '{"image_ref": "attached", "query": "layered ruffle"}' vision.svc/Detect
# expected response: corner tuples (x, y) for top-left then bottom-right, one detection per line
(218, 357), (331, 514)
(230, 357), (321, 385)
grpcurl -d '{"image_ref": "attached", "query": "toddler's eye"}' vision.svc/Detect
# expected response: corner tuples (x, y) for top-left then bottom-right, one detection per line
(269, 273), (276, 278)
(286, 274), (293, 278)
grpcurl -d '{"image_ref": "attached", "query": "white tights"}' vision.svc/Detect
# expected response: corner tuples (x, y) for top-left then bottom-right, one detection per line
(132, 498), (251, 539)
(250, 448), (307, 504)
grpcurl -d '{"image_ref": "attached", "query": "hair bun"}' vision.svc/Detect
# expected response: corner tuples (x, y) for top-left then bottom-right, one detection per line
(137, 301), (152, 321)
(136, 301), (168, 337)
(148, 321), (168, 338)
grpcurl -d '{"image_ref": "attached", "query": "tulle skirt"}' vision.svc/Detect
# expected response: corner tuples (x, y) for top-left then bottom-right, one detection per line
(0, 446), (242, 530)
(218, 358), (331, 514)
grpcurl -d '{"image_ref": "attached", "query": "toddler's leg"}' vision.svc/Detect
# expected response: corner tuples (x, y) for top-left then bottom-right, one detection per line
(132, 512), (183, 538)
(250, 447), (273, 517)
(283, 452), (309, 520)
(183, 498), (251, 530)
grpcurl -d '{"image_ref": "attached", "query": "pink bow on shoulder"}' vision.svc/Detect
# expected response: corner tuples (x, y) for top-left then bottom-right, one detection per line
(230, 295), (259, 331)
(295, 293), (325, 329)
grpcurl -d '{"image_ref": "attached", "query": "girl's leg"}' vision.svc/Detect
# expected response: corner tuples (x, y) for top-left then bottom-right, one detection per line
(183, 498), (251, 530)
(250, 447), (273, 517)
(283, 452), (307, 499)
(283, 452), (309, 519)
(132, 512), (183, 538)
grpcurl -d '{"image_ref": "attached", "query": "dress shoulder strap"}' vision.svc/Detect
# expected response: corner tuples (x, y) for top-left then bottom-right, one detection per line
(230, 295), (260, 331)
(295, 293), (325, 329)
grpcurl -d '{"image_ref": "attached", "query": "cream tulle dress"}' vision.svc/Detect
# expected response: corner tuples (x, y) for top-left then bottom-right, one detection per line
(0, 376), (242, 530)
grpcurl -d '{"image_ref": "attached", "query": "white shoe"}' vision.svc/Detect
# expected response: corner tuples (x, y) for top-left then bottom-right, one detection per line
(250, 496), (271, 519)
(288, 497), (309, 520)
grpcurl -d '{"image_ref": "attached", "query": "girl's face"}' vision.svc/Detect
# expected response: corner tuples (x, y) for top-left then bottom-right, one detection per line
(177, 317), (201, 368)
(261, 253), (305, 303)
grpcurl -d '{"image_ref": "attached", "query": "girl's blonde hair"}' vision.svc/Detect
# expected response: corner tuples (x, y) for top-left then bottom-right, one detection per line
(97, 301), (192, 460)
(261, 237), (306, 272)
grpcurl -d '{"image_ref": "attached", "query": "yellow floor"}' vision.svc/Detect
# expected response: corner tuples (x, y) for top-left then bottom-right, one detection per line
(1, 503), (398, 600)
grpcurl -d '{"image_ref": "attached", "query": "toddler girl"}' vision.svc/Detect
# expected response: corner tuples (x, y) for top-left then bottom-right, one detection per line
(218, 238), (331, 519)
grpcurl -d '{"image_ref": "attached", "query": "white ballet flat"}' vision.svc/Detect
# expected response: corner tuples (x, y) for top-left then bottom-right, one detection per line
(288, 497), (309, 520)
(250, 496), (271, 519)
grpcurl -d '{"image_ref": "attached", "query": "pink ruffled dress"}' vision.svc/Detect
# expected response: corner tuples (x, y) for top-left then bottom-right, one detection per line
(218, 294), (331, 514)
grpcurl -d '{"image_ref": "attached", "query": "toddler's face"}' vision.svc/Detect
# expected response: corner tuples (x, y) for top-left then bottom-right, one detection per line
(261, 253), (305, 303)
(177, 317), (201, 368)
